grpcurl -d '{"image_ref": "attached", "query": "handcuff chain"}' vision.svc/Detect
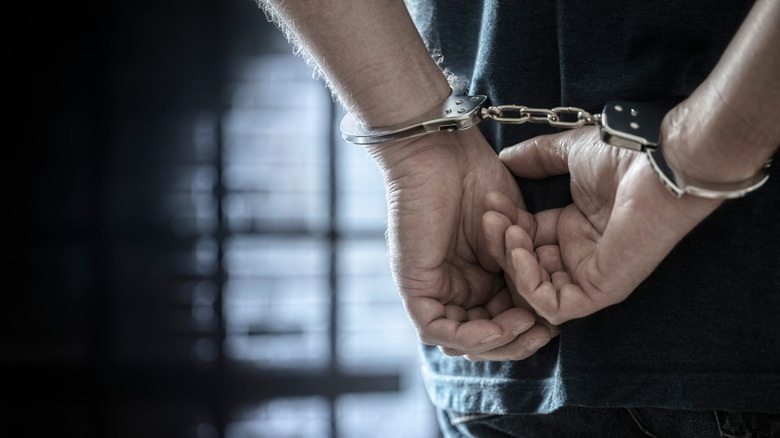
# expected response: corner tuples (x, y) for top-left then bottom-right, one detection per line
(480, 105), (601, 129)
(340, 95), (769, 198)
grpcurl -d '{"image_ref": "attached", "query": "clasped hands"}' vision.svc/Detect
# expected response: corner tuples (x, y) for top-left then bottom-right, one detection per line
(367, 121), (721, 362)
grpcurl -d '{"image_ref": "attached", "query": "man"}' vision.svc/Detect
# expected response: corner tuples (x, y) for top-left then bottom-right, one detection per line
(260, 0), (779, 435)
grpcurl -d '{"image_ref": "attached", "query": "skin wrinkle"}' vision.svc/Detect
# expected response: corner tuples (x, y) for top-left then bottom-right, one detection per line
(582, 245), (615, 302)
(688, 85), (769, 181)
(558, 208), (600, 291)
(386, 160), (457, 264)
(460, 169), (494, 274)
(590, 164), (650, 295)
(532, 138), (551, 177)
(373, 131), (471, 179)
(449, 260), (504, 309)
(441, 265), (472, 307)
(569, 138), (614, 222)
(449, 208), (498, 309)
(569, 176), (598, 224)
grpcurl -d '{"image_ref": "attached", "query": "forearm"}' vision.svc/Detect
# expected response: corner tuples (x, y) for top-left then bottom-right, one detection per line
(663, 0), (780, 182)
(260, 0), (450, 127)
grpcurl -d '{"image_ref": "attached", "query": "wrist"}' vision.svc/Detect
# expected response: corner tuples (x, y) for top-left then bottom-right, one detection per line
(365, 126), (489, 178)
(351, 85), (482, 172)
(342, 71), (453, 173)
(344, 67), (451, 128)
(661, 89), (777, 185)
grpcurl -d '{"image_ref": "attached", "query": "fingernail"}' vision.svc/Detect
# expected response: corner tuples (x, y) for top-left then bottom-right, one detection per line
(527, 338), (549, 351)
(481, 333), (502, 344)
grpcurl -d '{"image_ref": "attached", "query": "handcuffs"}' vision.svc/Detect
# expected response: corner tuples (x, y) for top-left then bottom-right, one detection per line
(340, 90), (770, 199)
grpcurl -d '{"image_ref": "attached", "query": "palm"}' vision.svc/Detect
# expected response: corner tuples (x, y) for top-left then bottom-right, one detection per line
(369, 127), (553, 360)
(495, 127), (720, 324)
(549, 141), (668, 303)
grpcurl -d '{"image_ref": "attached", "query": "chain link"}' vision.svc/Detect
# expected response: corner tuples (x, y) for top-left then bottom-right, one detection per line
(480, 105), (601, 129)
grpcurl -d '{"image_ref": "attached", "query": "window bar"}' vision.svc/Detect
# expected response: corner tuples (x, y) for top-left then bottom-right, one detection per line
(328, 96), (340, 438)
(214, 106), (227, 438)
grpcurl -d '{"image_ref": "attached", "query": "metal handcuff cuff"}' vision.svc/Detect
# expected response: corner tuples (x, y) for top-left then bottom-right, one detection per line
(340, 90), (771, 199)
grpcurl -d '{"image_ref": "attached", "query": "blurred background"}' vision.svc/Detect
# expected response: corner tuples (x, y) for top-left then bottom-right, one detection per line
(10, 0), (441, 436)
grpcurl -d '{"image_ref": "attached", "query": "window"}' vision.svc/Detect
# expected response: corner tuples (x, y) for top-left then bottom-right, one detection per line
(23, 1), (442, 437)
(210, 52), (440, 437)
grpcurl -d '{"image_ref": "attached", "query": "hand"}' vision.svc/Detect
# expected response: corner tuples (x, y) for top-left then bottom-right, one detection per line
(485, 127), (722, 325)
(368, 127), (554, 360)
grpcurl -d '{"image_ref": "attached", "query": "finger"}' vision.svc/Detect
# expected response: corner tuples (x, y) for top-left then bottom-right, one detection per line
(464, 324), (553, 361)
(533, 208), (563, 247)
(536, 244), (570, 290)
(485, 191), (520, 224)
(513, 272), (602, 326)
(506, 248), (561, 316)
(481, 190), (538, 273)
(443, 304), (467, 322)
(483, 285), (514, 317)
(466, 307), (491, 321)
(535, 241), (644, 324)
(505, 225), (534, 254)
(481, 210), (512, 272)
(503, 289), (562, 338)
(504, 224), (549, 290)
(506, 247), (550, 300)
(504, 228), (538, 286)
(420, 316), (508, 349)
(412, 297), (542, 352)
(438, 306), (538, 356)
(551, 283), (605, 324)
(536, 245), (564, 273)
(499, 130), (584, 179)
(538, 317), (561, 338)
(516, 210), (536, 240)
(504, 226), (556, 306)
(551, 271), (572, 290)
(407, 296), (505, 348)
(485, 189), (535, 226)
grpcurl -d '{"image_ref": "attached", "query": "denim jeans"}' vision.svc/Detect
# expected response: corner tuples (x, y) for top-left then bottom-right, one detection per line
(437, 407), (780, 438)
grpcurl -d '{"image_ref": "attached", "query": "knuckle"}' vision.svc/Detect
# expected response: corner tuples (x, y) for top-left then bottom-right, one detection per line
(510, 351), (533, 361)
(439, 347), (464, 357)
(543, 312), (567, 326)
(417, 332), (436, 345)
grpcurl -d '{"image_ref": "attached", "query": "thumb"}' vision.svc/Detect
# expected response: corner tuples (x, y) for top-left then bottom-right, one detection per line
(498, 128), (594, 179)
